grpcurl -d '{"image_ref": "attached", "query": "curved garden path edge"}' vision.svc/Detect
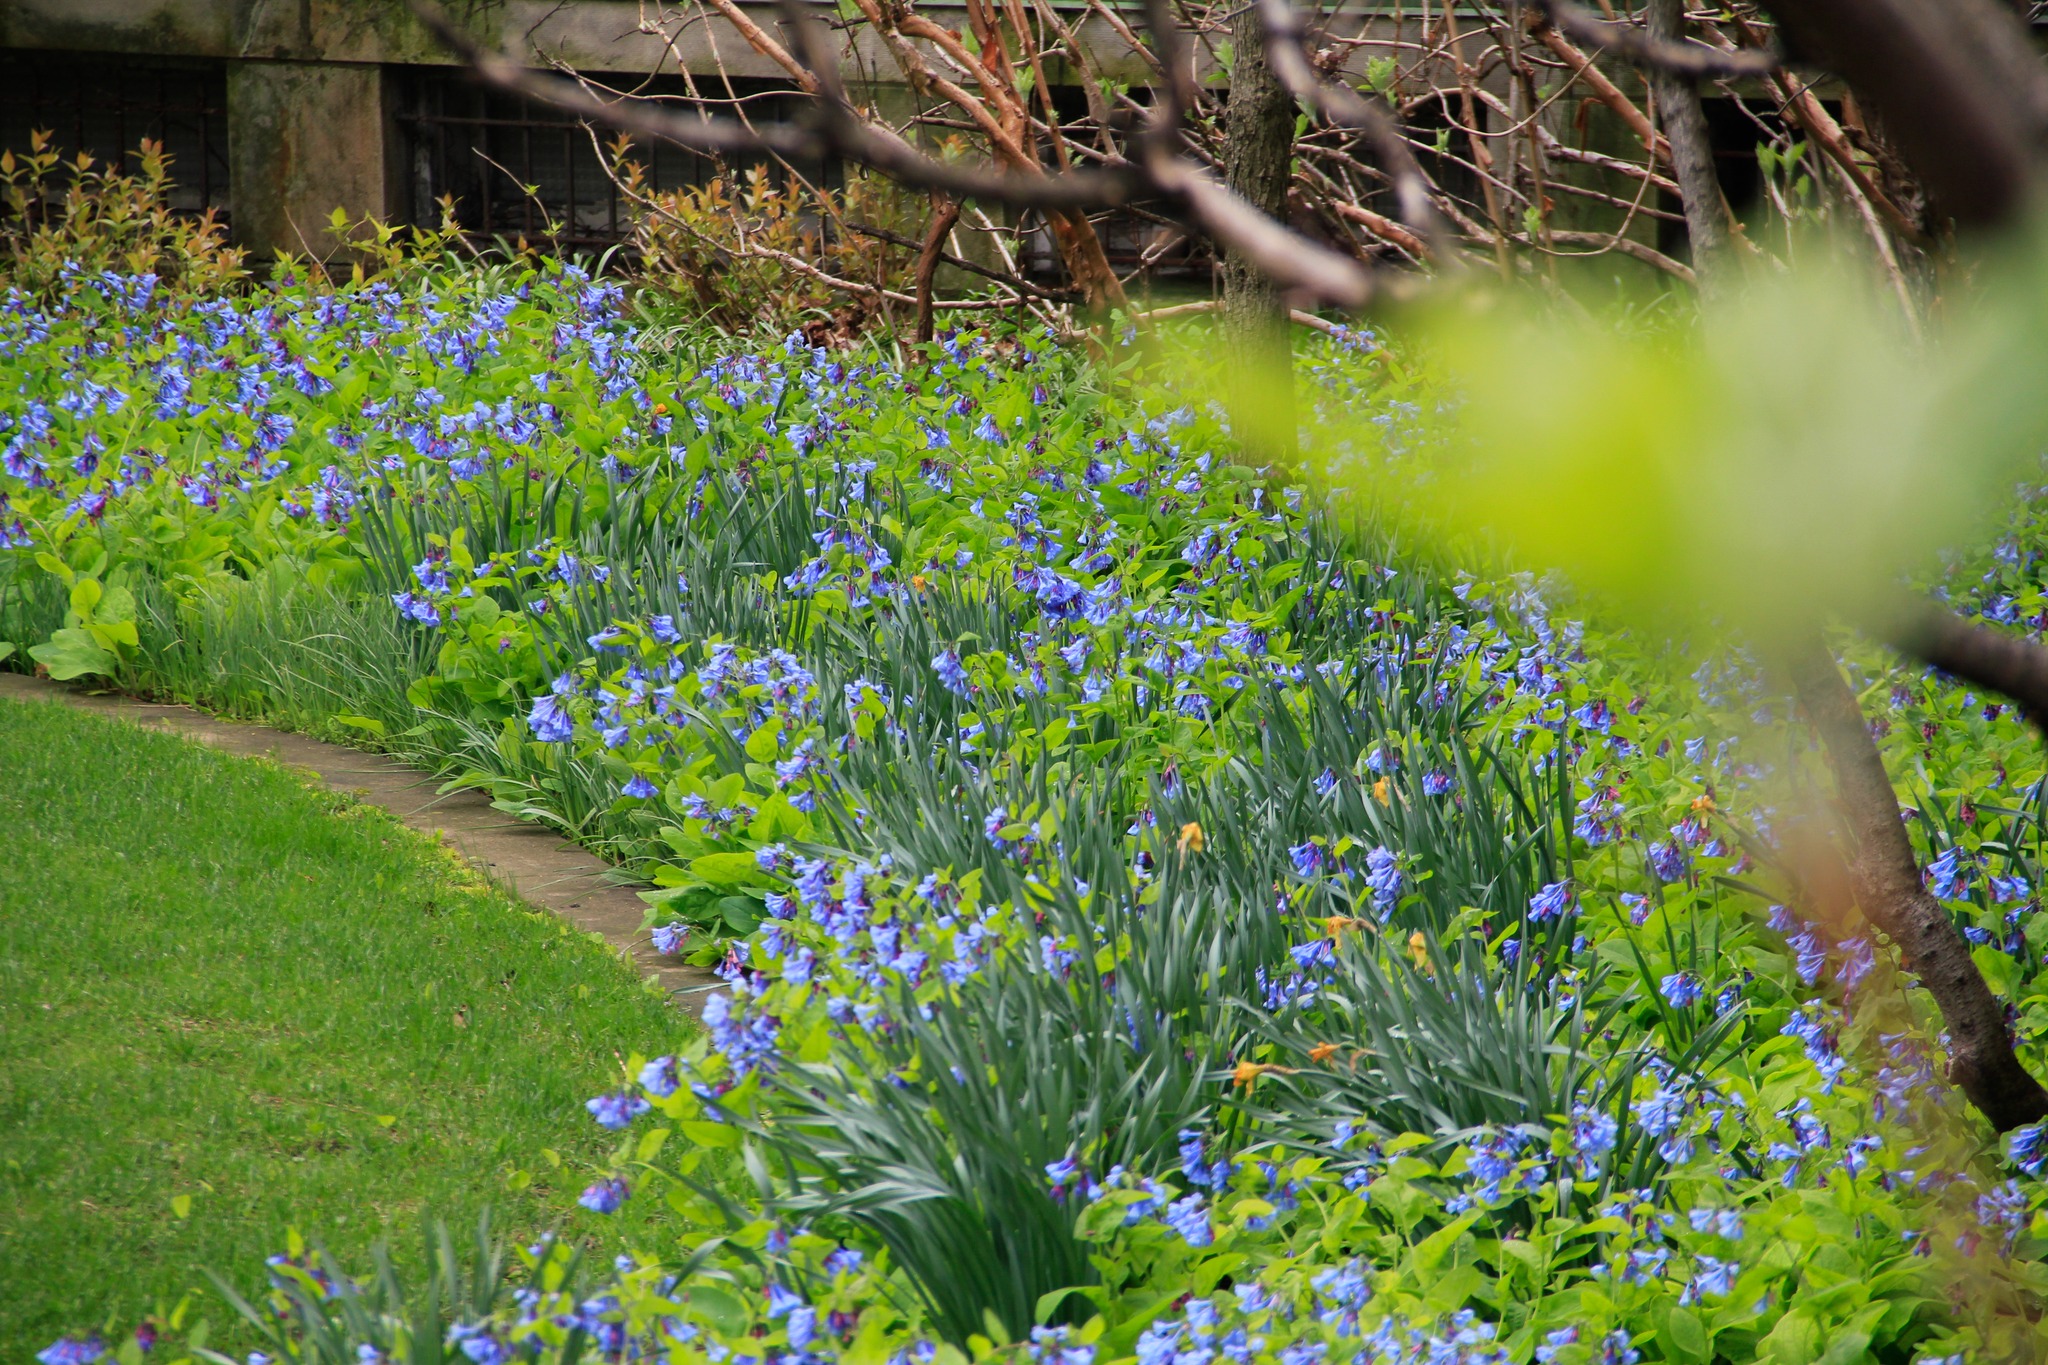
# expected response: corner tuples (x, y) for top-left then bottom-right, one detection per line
(0, 672), (719, 1016)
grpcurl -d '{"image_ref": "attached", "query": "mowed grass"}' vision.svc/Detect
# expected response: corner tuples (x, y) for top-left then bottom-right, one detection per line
(0, 697), (695, 1357)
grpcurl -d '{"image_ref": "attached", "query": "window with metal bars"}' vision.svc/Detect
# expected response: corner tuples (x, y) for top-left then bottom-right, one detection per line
(393, 67), (829, 254)
(0, 51), (230, 219)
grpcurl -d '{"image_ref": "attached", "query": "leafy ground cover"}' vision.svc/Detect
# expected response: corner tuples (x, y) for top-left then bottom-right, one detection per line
(0, 696), (690, 1359)
(7, 264), (2048, 1363)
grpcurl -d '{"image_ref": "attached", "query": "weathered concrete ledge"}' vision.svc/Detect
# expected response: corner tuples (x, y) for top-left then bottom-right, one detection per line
(0, 672), (719, 1016)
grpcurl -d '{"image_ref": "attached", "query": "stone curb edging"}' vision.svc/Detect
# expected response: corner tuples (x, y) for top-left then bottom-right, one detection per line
(0, 672), (720, 1017)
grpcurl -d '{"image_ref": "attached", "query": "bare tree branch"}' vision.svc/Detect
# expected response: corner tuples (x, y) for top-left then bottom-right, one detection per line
(1888, 602), (2048, 728)
(913, 193), (964, 341)
(1254, 0), (1457, 263)
(1529, 0), (1782, 78)
(407, 0), (1388, 309)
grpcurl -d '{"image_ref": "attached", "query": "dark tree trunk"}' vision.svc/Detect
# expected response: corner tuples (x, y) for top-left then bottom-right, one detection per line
(914, 193), (963, 344)
(1784, 634), (2048, 1132)
(1220, 1), (1298, 463)
(1644, 0), (1730, 290)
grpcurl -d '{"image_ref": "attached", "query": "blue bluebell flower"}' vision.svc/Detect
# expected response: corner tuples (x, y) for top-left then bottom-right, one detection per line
(585, 1092), (650, 1129)
(577, 1177), (628, 1214)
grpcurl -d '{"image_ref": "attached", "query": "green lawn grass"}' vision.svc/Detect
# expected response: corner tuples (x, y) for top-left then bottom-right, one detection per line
(0, 697), (695, 1358)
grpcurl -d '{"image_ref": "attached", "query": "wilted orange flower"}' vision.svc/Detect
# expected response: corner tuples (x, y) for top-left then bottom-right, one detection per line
(1373, 777), (1391, 806)
(1408, 930), (1430, 969)
(1308, 1042), (1340, 1064)
(1179, 822), (1205, 853)
(1691, 794), (1717, 812)
(1232, 1060), (1298, 1088)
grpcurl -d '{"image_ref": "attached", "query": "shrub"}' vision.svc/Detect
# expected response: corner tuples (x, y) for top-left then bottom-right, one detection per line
(0, 133), (244, 301)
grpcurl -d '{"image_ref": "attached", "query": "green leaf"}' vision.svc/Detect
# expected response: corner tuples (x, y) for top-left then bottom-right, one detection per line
(335, 714), (388, 738)
(1409, 1212), (1479, 1275)
(684, 1284), (748, 1335)
(690, 851), (766, 889)
(29, 627), (118, 680)
(720, 896), (764, 933)
(748, 791), (813, 842)
(95, 583), (136, 626)
(88, 619), (138, 651)
(1391, 250), (2048, 645)
(744, 718), (785, 762)
(679, 1120), (739, 1149)
(1761, 1309), (1821, 1365)
(1664, 1305), (1709, 1363)
(1034, 1286), (1093, 1325)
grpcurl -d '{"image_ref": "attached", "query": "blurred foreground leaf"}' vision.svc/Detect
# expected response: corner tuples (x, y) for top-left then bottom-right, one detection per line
(1324, 235), (2048, 640)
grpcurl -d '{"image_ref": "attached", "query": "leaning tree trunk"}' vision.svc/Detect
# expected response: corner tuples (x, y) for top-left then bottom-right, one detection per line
(1644, 0), (1731, 290)
(1219, 1), (1299, 464)
(1784, 634), (2048, 1131)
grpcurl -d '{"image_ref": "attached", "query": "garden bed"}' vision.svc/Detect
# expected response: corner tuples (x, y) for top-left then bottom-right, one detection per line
(7, 264), (2048, 1363)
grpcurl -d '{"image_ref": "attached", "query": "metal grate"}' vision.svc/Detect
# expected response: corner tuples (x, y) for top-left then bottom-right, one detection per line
(394, 68), (825, 254)
(0, 51), (230, 218)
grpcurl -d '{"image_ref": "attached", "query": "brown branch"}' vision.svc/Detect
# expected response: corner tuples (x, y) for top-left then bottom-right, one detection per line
(913, 194), (964, 342)
(1888, 601), (2048, 727)
(1729, 17), (1926, 245)
(1531, 21), (1671, 163)
(693, 0), (823, 92)
(1255, 0), (1457, 263)
(1529, 0), (1781, 78)
(1783, 632), (2048, 1133)
(1331, 200), (1430, 258)
(1534, 228), (1696, 281)
(1543, 140), (1682, 196)
(840, 219), (1077, 299)
(1644, 0), (1732, 288)
(1133, 299), (1361, 337)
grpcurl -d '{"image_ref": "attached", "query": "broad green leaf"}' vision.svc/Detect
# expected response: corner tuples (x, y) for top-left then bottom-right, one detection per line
(29, 627), (118, 680)
(1664, 1305), (1709, 1363)
(683, 1284), (748, 1334)
(690, 851), (765, 889)
(69, 575), (102, 619)
(1409, 1212), (1479, 1275)
(679, 1119), (739, 1149)
(744, 718), (784, 762)
(96, 583), (135, 625)
(1327, 240), (2048, 646)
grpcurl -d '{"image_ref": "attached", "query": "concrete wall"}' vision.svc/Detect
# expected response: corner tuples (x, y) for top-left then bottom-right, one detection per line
(225, 60), (393, 259)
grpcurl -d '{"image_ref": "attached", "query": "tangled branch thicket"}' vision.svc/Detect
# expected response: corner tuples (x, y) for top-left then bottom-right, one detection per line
(512, 0), (1944, 331)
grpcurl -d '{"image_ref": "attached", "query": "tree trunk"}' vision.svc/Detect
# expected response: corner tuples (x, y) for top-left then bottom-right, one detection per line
(1644, 0), (1730, 291)
(1220, 1), (1298, 464)
(1784, 633), (2048, 1132)
(915, 193), (964, 343)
